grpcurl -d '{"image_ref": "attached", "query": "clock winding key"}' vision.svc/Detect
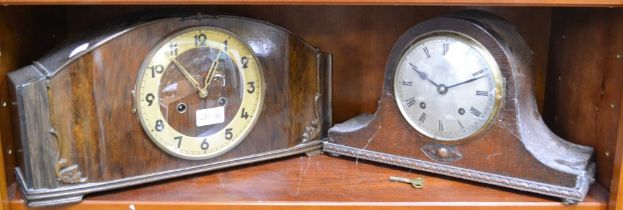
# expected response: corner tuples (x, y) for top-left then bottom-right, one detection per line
(389, 176), (424, 189)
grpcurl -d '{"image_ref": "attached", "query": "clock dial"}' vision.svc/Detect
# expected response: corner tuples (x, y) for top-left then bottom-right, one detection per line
(394, 33), (503, 142)
(135, 27), (264, 159)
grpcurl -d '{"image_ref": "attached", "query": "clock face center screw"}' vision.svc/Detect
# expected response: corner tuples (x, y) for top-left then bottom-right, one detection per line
(419, 102), (426, 109)
(438, 85), (448, 94)
(199, 90), (208, 99)
(176, 103), (187, 113)
(458, 108), (465, 115)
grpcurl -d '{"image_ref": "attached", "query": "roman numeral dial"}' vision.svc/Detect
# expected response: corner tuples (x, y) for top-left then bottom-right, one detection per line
(393, 33), (503, 142)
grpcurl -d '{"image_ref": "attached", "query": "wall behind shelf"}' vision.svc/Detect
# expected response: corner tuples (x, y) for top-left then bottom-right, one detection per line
(544, 8), (623, 196)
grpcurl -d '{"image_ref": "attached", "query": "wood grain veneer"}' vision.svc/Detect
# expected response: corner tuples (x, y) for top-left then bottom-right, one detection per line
(6, 14), (330, 207)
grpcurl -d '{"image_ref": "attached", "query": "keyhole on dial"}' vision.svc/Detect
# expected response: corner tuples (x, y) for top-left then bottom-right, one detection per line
(218, 97), (227, 106)
(177, 103), (187, 113)
(458, 108), (465, 115)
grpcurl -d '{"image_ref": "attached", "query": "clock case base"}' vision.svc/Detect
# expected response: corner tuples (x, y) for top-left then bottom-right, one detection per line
(323, 142), (593, 204)
(9, 14), (332, 207)
(323, 11), (595, 203)
(17, 141), (322, 207)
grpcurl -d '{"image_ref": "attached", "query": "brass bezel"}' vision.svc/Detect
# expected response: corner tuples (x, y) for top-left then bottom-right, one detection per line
(134, 26), (265, 160)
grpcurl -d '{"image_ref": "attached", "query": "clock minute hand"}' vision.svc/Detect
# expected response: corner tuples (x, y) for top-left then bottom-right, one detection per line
(410, 63), (440, 87)
(170, 57), (208, 98)
(446, 75), (486, 89)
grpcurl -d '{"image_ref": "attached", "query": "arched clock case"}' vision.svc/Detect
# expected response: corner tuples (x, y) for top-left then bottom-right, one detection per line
(323, 11), (595, 203)
(9, 14), (331, 207)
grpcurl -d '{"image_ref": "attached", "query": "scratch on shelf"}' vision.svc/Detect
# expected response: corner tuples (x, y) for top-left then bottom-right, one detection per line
(486, 152), (502, 160)
(295, 157), (312, 196)
(219, 175), (225, 189)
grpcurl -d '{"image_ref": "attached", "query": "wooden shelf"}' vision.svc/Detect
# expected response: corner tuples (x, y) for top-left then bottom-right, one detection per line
(0, 0), (621, 7)
(8, 155), (607, 210)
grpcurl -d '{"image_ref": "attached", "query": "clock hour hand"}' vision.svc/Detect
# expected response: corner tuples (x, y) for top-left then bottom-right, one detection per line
(170, 57), (208, 98)
(410, 63), (440, 87)
(446, 75), (486, 89)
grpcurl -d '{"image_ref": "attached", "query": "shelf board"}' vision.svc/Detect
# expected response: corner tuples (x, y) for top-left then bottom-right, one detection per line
(0, 0), (621, 6)
(9, 155), (607, 210)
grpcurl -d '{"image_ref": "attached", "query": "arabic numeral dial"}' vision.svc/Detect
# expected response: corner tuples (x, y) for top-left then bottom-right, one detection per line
(135, 27), (264, 160)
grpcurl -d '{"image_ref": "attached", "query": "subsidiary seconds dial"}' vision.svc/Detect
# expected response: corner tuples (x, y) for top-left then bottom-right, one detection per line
(135, 27), (264, 159)
(394, 33), (503, 142)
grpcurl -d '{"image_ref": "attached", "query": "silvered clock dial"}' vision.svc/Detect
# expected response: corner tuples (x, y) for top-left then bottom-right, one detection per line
(135, 27), (264, 159)
(393, 33), (503, 142)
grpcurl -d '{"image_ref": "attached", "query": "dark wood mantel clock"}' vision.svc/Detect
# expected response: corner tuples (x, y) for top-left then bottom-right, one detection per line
(9, 14), (331, 206)
(323, 10), (595, 203)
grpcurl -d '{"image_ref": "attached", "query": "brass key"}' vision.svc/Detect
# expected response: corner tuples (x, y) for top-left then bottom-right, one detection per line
(389, 176), (424, 189)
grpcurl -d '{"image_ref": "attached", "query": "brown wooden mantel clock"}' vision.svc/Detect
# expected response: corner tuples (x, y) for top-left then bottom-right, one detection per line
(9, 14), (331, 206)
(323, 10), (595, 203)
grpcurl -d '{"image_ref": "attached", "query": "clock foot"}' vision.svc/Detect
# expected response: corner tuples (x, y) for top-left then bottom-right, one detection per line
(26, 195), (84, 207)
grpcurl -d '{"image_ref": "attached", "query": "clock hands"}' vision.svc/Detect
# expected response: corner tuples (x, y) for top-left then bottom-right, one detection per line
(169, 57), (209, 98)
(168, 51), (225, 99)
(203, 52), (222, 91)
(446, 75), (486, 89)
(410, 62), (486, 95)
(410, 63), (440, 88)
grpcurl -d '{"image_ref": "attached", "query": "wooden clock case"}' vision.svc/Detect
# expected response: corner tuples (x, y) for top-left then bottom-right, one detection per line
(8, 13), (332, 206)
(323, 10), (595, 203)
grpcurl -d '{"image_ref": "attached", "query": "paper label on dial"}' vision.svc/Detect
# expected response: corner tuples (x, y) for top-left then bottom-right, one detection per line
(196, 106), (225, 127)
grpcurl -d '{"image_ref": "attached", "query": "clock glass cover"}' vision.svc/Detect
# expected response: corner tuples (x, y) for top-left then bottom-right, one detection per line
(394, 32), (503, 142)
(135, 26), (264, 159)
